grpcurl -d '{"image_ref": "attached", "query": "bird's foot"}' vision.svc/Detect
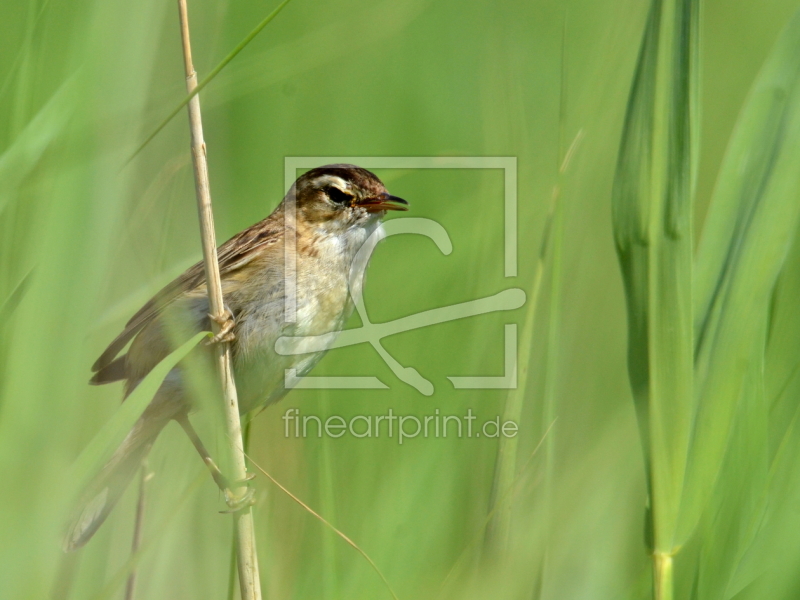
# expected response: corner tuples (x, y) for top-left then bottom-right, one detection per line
(220, 485), (257, 514)
(206, 461), (256, 513)
(177, 415), (256, 513)
(219, 474), (257, 513)
(205, 307), (235, 345)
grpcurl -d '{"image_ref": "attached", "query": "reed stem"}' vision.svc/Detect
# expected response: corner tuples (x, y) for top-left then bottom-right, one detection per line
(176, 2), (262, 598)
(653, 552), (673, 600)
(124, 460), (151, 600)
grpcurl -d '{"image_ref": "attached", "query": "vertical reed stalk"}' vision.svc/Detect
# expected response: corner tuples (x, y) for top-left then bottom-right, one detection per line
(227, 420), (254, 600)
(612, 1), (698, 596)
(176, 2), (262, 598)
(124, 460), (151, 600)
(539, 172), (565, 597)
(318, 392), (341, 599)
(653, 553), (673, 600)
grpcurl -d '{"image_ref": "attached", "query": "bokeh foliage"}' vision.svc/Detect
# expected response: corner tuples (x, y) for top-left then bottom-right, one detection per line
(2, 0), (800, 599)
(614, 1), (800, 597)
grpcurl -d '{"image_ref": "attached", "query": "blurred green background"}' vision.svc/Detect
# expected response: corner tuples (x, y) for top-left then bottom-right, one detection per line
(2, 0), (800, 598)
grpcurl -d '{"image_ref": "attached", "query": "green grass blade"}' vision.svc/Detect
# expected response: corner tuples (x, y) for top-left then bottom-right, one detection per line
(679, 6), (800, 545)
(484, 205), (548, 554)
(0, 74), (78, 215)
(125, 0), (294, 165)
(65, 332), (206, 501)
(695, 343), (768, 600)
(0, 268), (33, 324)
(611, 0), (699, 564)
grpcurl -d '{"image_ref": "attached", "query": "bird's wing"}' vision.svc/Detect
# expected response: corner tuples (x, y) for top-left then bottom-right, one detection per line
(91, 216), (283, 378)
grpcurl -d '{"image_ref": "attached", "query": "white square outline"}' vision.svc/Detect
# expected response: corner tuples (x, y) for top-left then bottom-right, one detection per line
(283, 157), (518, 392)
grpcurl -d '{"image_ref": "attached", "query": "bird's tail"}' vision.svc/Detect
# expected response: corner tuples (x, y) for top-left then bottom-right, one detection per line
(63, 411), (170, 552)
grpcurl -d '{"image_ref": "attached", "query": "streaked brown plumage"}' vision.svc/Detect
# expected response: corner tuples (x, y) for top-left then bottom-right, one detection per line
(64, 164), (407, 551)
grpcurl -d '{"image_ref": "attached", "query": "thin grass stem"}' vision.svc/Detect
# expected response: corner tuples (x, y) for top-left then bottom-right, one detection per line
(176, 1), (261, 598)
(653, 553), (673, 600)
(484, 128), (582, 557)
(123, 460), (152, 600)
(126, 0), (294, 166)
(244, 451), (399, 600)
(227, 419), (253, 600)
(92, 472), (208, 600)
(442, 420), (557, 594)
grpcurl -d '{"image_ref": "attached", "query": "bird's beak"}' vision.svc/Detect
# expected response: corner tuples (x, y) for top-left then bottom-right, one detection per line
(357, 193), (409, 213)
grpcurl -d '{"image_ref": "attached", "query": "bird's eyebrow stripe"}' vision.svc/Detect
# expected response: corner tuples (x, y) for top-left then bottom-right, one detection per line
(311, 175), (350, 191)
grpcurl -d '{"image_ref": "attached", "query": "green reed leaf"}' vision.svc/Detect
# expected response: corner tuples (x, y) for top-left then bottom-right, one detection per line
(611, 0), (699, 560)
(678, 6), (800, 546)
(65, 332), (206, 501)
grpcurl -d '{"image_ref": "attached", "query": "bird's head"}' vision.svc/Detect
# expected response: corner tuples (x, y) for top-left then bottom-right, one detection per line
(288, 164), (408, 232)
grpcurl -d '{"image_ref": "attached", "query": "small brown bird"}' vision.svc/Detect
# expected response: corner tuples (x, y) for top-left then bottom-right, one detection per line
(64, 164), (408, 551)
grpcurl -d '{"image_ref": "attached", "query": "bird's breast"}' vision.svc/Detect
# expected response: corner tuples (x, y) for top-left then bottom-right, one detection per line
(231, 222), (381, 412)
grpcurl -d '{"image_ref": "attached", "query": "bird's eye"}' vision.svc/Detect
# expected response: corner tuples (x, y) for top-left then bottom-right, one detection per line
(326, 186), (353, 205)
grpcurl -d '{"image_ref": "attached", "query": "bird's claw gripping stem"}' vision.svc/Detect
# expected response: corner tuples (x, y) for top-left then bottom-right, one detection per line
(220, 486), (257, 514)
(205, 307), (235, 345)
(203, 457), (257, 513)
(177, 415), (256, 514)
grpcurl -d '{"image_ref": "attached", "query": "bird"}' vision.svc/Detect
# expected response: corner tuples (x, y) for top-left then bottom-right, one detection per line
(63, 164), (408, 551)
